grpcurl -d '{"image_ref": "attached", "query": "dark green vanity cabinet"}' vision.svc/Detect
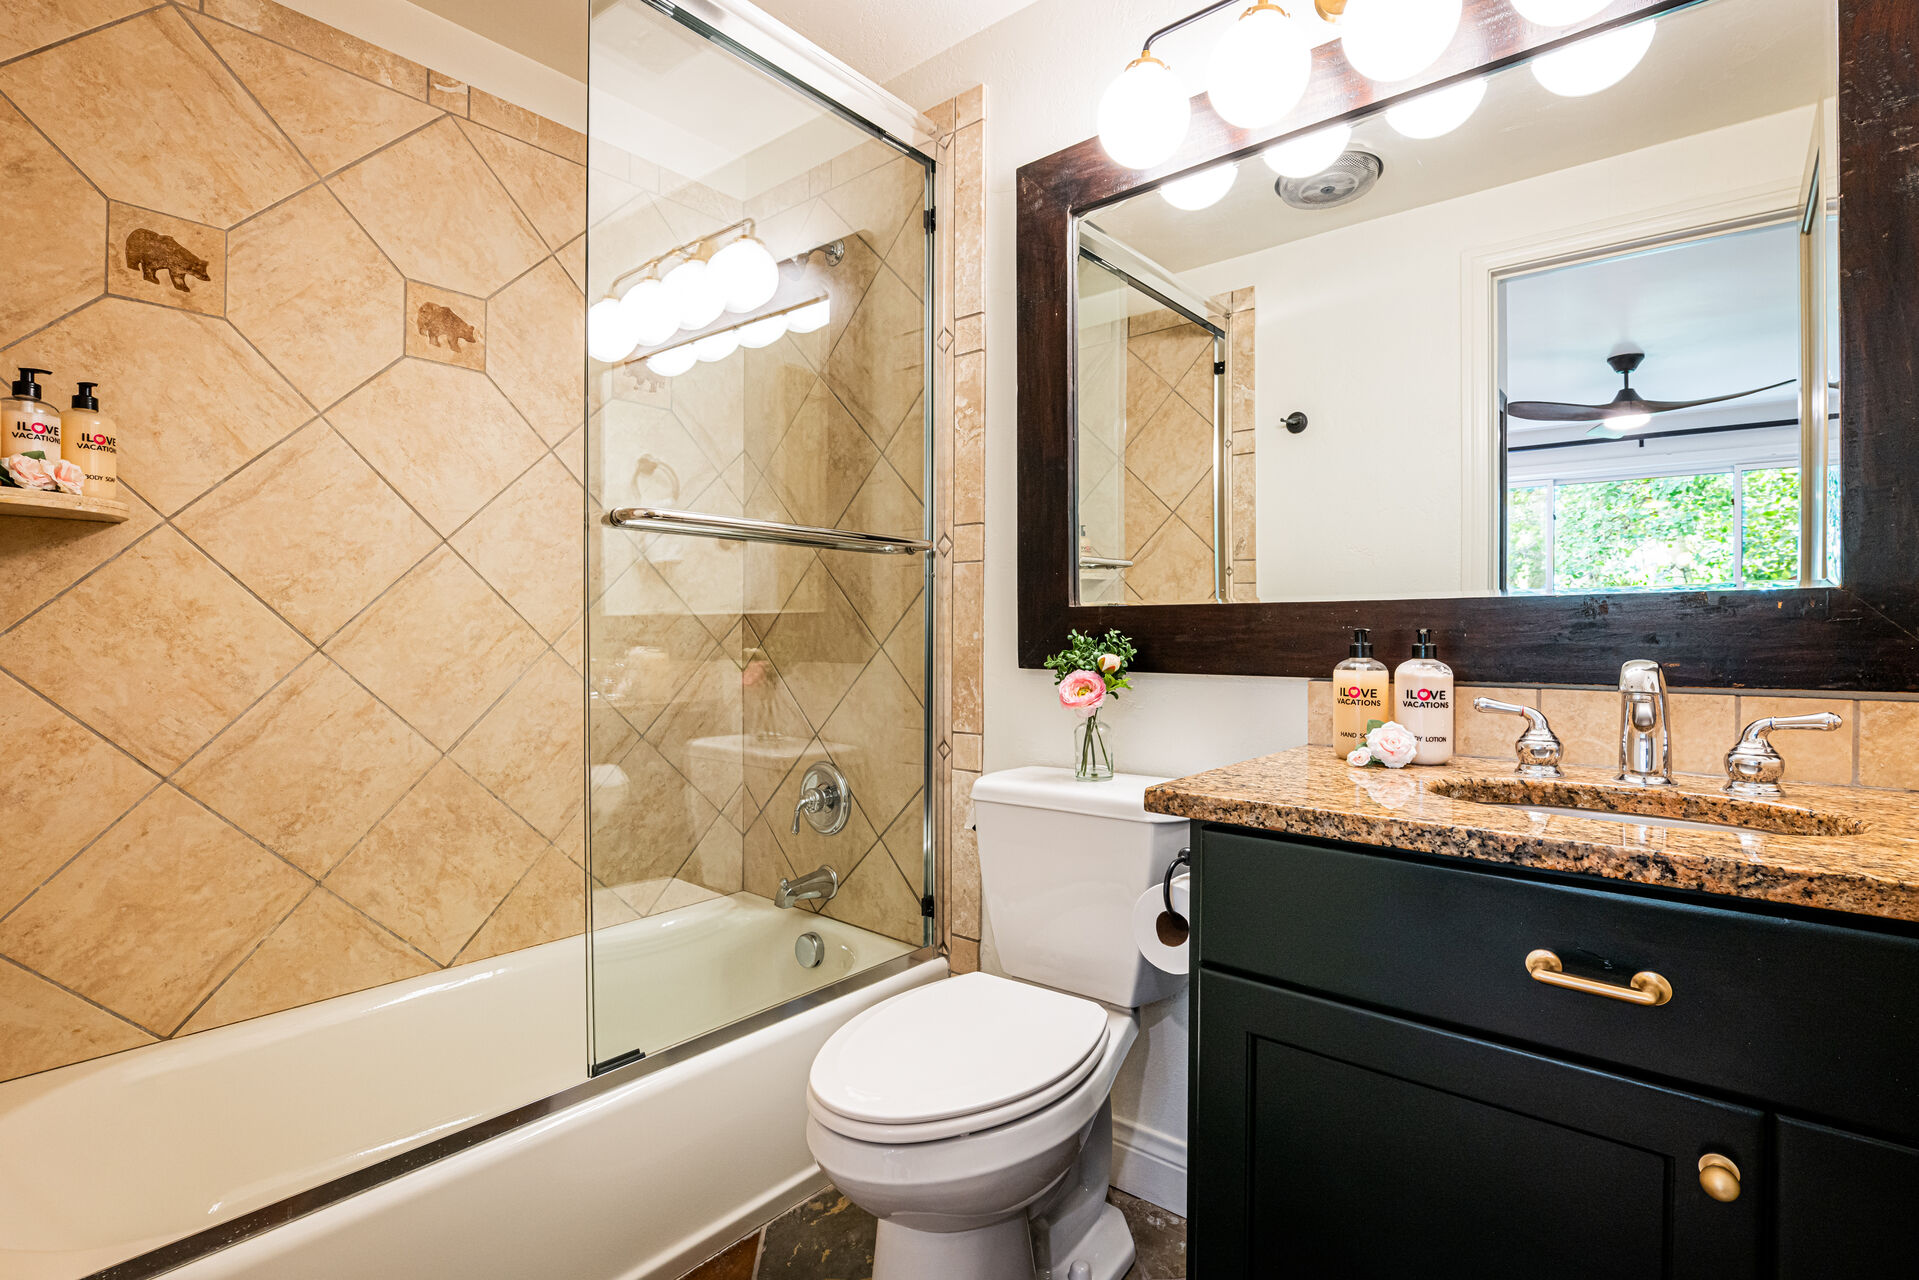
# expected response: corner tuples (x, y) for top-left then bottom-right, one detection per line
(1187, 825), (1919, 1279)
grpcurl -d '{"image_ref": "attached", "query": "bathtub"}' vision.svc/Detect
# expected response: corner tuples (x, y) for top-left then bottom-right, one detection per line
(0, 893), (936, 1280)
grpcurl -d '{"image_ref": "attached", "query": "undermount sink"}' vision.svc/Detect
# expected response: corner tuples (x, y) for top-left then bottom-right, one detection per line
(1426, 777), (1867, 838)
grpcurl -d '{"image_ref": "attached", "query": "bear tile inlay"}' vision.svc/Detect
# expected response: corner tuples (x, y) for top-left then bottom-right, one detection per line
(405, 280), (486, 371)
(108, 204), (224, 317)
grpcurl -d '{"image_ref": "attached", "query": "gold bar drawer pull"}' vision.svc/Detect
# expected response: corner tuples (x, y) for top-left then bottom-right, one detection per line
(1524, 949), (1672, 1007)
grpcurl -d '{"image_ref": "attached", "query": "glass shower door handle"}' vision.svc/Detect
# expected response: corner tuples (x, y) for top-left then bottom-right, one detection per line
(605, 506), (930, 555)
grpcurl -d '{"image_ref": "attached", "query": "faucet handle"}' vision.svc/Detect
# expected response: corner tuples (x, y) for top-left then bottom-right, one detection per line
(1724, 712), (1843, 798)
(1473, 698), (1564, 779)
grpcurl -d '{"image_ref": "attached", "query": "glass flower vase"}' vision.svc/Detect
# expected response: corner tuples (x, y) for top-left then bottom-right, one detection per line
(1074, 711), (1114, 781)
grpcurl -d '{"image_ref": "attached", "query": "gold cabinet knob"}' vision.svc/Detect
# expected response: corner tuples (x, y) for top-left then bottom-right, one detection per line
(1698, 1153), (1742, 1202)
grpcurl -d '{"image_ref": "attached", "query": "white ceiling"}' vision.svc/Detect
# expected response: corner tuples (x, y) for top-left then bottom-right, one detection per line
(752, 0), (1051, 84)
(407, 0), (587, 78)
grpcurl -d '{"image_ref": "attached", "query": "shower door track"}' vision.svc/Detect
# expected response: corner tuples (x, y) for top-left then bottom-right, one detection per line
(605, 506), (933, 555)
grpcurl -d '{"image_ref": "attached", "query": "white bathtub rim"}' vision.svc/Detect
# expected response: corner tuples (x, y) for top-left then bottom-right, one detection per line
(77, 946), (944, 1280)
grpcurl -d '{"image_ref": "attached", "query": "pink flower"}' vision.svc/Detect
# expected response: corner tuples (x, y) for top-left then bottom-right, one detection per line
(3, 454), (56, 491)
(1098, 653), (1122, 675)
(1365, 721), (1420, 769)
(1346, 747), (1373, 768)
(1058, 669), (1107, 718)
(48, 458), (86, 495)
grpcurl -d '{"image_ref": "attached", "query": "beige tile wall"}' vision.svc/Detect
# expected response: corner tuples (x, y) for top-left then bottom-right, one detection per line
(0, 0), (591, 1083)
(1308, 681), (1919, 788)
(928, 87), (987, 974)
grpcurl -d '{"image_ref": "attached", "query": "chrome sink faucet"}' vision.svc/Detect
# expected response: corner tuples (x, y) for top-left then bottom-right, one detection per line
(1723, 712), (1843, 798)
(1617, 660), (1675, 787)
(1472, 698), (1564, 778)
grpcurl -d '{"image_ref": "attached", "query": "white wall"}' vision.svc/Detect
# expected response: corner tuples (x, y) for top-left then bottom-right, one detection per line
(888, 0), (1310, 1216)
(1177, 107), (1811, 602)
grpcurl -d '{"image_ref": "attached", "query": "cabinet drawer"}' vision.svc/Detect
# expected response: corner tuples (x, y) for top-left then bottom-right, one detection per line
(1196, 827), (1919, 1143)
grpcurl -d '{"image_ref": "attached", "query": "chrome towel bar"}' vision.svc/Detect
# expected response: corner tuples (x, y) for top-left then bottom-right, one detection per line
(605, 506), (931, 555)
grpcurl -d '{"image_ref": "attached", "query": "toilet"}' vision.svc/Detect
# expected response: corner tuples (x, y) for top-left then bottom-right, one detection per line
(805, 767), (1186, 1279)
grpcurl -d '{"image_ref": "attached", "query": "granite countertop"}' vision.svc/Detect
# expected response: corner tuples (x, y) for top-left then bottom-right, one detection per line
(1144, 746), (1919, 923)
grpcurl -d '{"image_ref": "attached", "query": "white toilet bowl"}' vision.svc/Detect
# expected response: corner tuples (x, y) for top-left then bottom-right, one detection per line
(804, 769), (1188, 1280)
(806, 973), (1139, 1280)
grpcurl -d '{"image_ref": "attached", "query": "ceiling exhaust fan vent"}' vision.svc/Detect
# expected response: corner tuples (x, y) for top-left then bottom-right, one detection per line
(1276, 151), (1383, 210)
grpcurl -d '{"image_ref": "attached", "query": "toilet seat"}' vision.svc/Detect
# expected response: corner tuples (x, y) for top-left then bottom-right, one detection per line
(809, 973), (1110, 1144)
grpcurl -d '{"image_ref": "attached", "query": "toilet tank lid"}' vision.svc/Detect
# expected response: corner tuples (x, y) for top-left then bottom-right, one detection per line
(972, 767), (1185, 823)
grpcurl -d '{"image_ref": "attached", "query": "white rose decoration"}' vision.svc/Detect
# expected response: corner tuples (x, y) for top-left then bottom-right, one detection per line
(1345, 747), (1373, 768)
(1365, 721), (1419, 769)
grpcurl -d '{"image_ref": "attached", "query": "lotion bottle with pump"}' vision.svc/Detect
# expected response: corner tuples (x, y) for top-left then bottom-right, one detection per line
(1394, 628), (1455, 765)
(3, 368), (60, 460)
(60, 382), (116, 500)
(1333, 628), (1390, 758)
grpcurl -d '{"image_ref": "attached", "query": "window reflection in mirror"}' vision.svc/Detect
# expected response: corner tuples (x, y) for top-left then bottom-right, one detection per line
(1070, 0), (1838, 604)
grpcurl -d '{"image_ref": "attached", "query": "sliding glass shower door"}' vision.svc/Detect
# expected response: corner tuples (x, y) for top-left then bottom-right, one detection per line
(584, 0), (935, 1070)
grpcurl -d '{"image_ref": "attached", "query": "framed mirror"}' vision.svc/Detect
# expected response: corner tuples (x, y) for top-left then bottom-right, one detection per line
(1016, 0), (1919, 688)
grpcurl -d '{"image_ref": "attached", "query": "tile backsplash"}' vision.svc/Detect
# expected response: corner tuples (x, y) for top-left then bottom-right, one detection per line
(1309, 681), (1918, 788)
(0, 0), (588, 1083)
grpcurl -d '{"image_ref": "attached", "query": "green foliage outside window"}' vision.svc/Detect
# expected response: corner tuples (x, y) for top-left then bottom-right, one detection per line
(1507, 467), (1813, 593)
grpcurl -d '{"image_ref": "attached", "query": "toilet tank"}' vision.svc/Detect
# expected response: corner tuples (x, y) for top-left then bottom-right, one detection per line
(971, 767), (1187, 1008)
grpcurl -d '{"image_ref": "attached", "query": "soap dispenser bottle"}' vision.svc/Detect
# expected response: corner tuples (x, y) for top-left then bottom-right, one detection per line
(1394, 628), (1455, 765)
(61, 382), (116, 500)
(3, 368), (60, 460)
(1332, 628), (1390, 758)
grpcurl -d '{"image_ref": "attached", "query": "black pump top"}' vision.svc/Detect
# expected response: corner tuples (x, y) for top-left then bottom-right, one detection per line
(1412, 628), (1438, 659)
(11, 368), (49, 400)
(71, 382), (98, 411)
(1348, 628), (1373, 658)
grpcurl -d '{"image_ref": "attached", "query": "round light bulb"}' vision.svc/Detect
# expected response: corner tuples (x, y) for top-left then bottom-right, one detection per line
(1608, 411), (1652, 432)
(1261, 122), (1353, 178)
(1531, 20), (1656, 97)
(1385, 77), (1486, 139)
(693, 330), (740, 363)
(1097, 55), (1191, 170)
(1509, 0), (1609, 26)
(736, 313), (788, 348)
(785, 298), (831, 334)
(618, 277), (678, 348)
(645, 345), (698, 378)
(1206, 4), (1311, 129)
(662, 257), (723, 331)
(708, 235), (781, 314)
(1340, 0), (1462, 83)
(1159, 161), (1239, 211)
(587, 298), (637, 364)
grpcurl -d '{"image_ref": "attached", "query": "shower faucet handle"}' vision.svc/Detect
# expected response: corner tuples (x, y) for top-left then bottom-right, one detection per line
(789, 761), (851, 836)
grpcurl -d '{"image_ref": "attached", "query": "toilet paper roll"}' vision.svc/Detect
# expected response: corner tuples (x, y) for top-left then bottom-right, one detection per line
(1132, 870), (1191, 974)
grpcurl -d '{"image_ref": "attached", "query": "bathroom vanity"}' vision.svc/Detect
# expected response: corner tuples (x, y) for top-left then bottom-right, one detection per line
(1147, 750), (1919, 1278)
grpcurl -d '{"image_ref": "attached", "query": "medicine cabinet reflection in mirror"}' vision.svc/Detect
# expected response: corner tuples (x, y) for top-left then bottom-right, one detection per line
(1019, 0), (1918, 687)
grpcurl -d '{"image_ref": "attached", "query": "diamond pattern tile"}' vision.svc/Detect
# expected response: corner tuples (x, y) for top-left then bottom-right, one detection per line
(0, 961), (153, 1081)
(227, 184), (403, 409)
(451, 649), (587, 839)
(106, 202), (222, 317)
(457, 118), (586, 251)
(329, 116), (546, 297)
(175, 654), (438, 877)
(176, 420), (437, 641)
(0, 786), (309, 1033)
(760, 560), (878, 729)
(451, 455), (586, 642)
(325, 547), (543, 750)
(0, 528), (311, 773)
(0, 96), (105, 347)
(325, 761), (545, 964)
(0, 6), (313, 227)
(486, 257), (585, 444)
(328, 358), (546, 535)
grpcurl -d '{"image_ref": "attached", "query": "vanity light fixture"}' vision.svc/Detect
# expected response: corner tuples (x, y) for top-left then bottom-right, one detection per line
(588, 219), (788, 364)
(1385, 76), (1486, 138)
(1207, 2), (1313, 129)
(1531, 19), (1657, 96)
(1337, 0), (1462, 83)
(634, 294), (831, 379)
(1160, 160), (1241, 210)
(1507, 0), (1610, 25)
(1097, 51), (1191, 169)
(644, 345), (699, 378)
(1261, 122), (1353, 177)
(786, 297), (832, 334)
(693, 330), (741, 363)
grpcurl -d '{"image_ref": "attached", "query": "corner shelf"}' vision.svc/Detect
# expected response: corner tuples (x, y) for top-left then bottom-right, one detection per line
(0, 489), (129, 523)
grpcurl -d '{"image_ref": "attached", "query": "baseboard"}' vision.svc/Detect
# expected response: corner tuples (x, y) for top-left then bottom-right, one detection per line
(1111, 1115), (1186, 1218)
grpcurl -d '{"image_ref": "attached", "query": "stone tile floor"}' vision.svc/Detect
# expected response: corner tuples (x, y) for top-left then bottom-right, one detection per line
(676, 1186), (1186, 1280)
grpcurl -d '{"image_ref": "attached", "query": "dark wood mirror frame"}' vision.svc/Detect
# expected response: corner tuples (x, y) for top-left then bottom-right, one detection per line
(1017, 0), (1919, 689)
